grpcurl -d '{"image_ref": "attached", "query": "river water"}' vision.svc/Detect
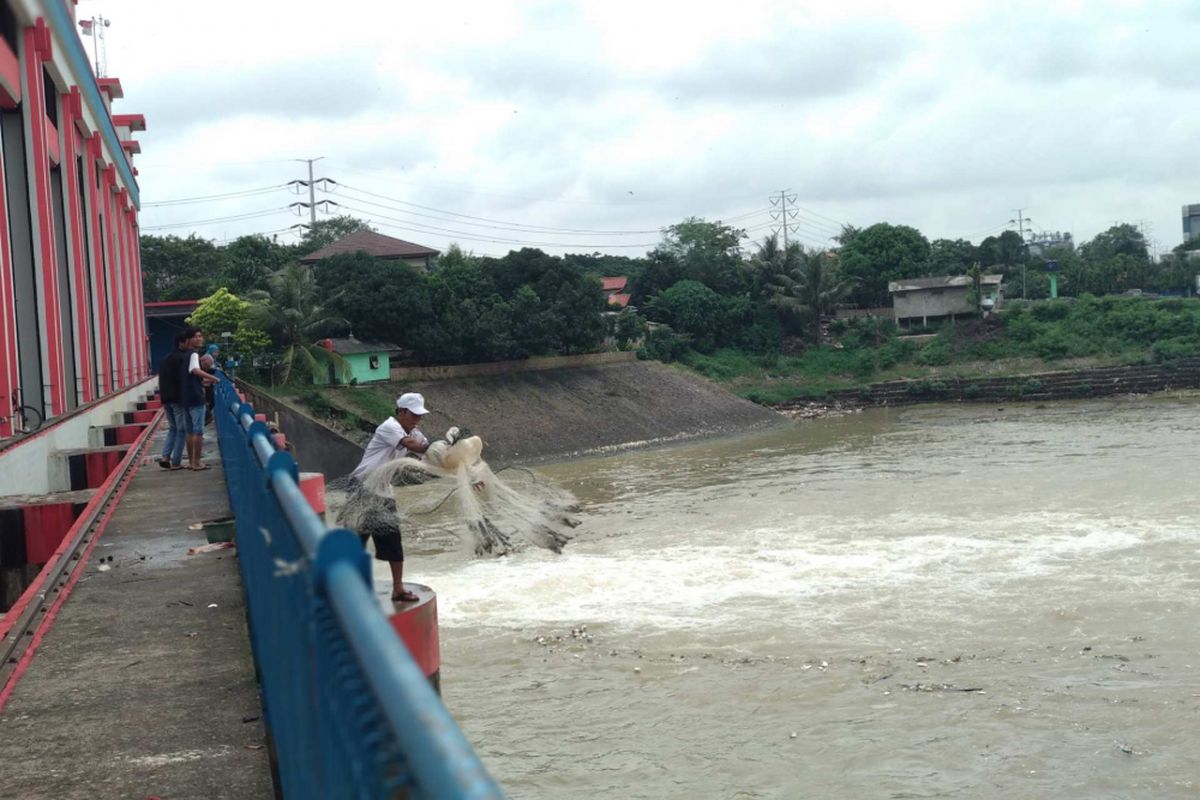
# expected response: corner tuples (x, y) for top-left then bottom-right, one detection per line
(384, 393), (1200, 799)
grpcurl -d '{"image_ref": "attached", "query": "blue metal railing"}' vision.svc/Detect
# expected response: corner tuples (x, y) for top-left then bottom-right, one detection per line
(212, 375), (503, 799)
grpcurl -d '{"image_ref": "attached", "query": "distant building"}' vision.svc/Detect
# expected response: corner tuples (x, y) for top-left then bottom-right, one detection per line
(0, 3), (148, 435)
(1182, 204), (1200, 243)
(313, 337), (396, 385)
(1026, 230), (1074, 257)
(888, 274), (1003, 329)
(145, 300), (201, 372)
(299, 230), (440, 271)
(601, 276), (632, 309)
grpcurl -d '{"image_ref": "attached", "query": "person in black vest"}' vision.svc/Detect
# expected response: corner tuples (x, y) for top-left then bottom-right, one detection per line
(156, 330), (192, 470)
(178, 327), (218, 470)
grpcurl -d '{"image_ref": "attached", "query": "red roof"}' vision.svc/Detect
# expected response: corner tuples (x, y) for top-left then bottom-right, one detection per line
(298, 229), (440, 263)
(608, 293), (631, 308)
(601, 276), (628, 292)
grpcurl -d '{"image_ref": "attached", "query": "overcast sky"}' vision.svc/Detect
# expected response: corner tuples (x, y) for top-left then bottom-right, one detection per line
(91, 0), (1199, 258)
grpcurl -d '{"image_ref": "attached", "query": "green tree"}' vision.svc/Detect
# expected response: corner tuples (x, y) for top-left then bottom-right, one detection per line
(652, 217), (748, 295)
(247, 265), (350, 384)
(298, 215), (374, 254)
(837, 223), (931, 307)
(929, 238), (978, 275)
(314, 253), (433, 348)
(767, 250), (855, 343)
(611, 308), (646, 350)
(140, 234), (229, 301)
(221, 234), (297, 294)
(187, 288), (248, 340)
(978, 230), (1026, 269)
(646, 280), (727, 352)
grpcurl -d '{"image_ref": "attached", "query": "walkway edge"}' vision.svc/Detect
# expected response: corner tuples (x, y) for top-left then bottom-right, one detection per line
(0, 411), (161, 710)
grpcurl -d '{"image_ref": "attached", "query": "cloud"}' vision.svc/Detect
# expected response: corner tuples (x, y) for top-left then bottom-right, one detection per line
(663, 22), (915, 103)
(136, 55), (402, 134)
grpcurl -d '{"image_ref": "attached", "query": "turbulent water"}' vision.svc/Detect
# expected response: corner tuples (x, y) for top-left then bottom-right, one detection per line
(377, 393), (1200, 799)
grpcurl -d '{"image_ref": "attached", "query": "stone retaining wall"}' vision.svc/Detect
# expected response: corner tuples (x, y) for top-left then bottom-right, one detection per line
(781, 358), (1200, 409)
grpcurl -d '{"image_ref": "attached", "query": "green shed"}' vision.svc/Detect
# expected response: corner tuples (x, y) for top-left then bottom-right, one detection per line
(314, 337), (396, 385)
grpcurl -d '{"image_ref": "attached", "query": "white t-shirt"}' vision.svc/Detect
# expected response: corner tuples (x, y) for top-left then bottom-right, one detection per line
(351, 416), (426, 480)
(188, 352), (200, 373)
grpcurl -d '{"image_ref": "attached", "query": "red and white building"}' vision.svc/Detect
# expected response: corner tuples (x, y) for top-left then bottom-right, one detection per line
(0, 0), (145, 439)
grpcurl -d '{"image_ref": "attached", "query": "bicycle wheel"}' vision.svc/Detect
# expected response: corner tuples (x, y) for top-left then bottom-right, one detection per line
(16, 405), (42, 434)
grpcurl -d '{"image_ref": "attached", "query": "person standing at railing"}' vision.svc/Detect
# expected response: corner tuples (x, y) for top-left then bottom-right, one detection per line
(179, 327), (219, 471)
(340, 392), (431, 603)
(156, 330), (192, 471)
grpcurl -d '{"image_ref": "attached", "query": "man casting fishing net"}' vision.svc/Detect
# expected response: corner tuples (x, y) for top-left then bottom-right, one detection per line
(339, 392), (430, 602)
(334, 392), (579, 602)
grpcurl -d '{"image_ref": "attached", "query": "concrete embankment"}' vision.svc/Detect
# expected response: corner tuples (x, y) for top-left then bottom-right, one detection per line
(776, 356), (1200, 412)
(241, 361), (787, 477)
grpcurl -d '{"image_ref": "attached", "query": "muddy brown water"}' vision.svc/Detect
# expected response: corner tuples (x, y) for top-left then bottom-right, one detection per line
(377, 393), (1200, 799)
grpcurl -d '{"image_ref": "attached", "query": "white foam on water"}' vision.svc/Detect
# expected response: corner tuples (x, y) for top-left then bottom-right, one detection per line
(409, 507), (1199, 639)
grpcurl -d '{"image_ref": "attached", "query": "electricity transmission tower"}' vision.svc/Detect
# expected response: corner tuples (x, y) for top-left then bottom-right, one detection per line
(288, 157), (328, 226)
(1010, 208), (1033, 299)
(769, 190), (799, 247)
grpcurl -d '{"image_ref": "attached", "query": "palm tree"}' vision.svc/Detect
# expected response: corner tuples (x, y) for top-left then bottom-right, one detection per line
(247, 264), (350, 385)
(766, 249), (855, 344)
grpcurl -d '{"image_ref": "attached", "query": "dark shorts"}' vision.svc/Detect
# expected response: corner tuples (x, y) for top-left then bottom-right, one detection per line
(340, 479), (405, 562)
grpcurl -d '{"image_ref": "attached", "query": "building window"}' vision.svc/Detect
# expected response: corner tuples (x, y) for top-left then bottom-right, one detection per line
(369, 355), (379, 370)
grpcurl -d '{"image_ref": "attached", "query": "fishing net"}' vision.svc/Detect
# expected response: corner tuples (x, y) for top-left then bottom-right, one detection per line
(328, 428), (578, 556)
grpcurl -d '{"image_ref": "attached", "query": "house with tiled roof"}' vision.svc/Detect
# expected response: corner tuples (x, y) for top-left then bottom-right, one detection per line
(601, 276), (632, 309)
(299, 230), (440, 271)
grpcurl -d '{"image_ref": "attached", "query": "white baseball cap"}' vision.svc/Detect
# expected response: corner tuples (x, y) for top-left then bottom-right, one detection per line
(396, 392), (429, 415)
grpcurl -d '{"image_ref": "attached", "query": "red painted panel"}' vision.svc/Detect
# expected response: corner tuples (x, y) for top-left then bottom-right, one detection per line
(22, 23), (65, 415)
(84, 450), (122, 487)
(388, 590), (441, 678)
(130, 409), (155, 424)
(0, 37), (20, 109)
(113, 424), (142, 445)
(86, 135), (112, 395)
(44, 118), (59, 165)
(61, 89), (94, 402)
(23, 503), (76, 564)
(100, 165), (125, 388)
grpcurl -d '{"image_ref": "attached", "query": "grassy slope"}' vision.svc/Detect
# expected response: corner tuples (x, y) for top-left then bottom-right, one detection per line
(681, 296), (1200, 404)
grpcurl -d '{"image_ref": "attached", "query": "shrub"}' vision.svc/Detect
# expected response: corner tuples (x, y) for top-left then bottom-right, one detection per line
(638, 325), (689, 362)
(1151, 337), (1200, 363)
(917, 338), (952, 366)
(1030, 301), (1070, 322)
(963, 383), (983, 399)
(905, 379), (948, 398)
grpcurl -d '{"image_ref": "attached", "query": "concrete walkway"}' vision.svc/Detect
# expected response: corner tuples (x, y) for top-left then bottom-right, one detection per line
(0, 430), (273, 799)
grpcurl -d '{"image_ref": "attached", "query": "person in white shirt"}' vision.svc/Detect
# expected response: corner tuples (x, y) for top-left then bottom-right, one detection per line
(342, 392), (431, 602)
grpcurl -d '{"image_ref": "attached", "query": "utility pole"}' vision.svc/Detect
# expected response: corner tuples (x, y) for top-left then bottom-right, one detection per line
(769, 190), (799, 248)
(1010, 208), (1033, 299)
(294, 157), (325, 227)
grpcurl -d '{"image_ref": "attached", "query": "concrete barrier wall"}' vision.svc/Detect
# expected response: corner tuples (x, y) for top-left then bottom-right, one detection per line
(235, 382), (365, 480)
(0, 379), (156, 496)
(390, 351), (636, 382)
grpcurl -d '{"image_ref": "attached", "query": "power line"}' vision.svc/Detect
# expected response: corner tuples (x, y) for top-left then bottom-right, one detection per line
(330, 202), (658, 249)
(141, 207), (289, 231)
(331, 182), (666, 235)
(141, 184), (286, 207)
